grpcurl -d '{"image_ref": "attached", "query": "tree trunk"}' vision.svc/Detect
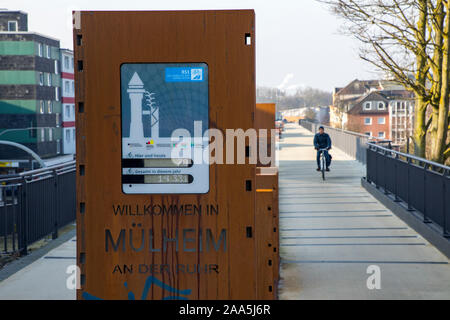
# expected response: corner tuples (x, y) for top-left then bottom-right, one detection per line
(413, 96), (428, 158)
(430, 2), (450, 163)
(412, 0), (429, 158)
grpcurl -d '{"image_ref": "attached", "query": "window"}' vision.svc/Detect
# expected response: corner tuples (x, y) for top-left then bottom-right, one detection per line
(40, 128), (45, 142)
(66, 105), (71, 118)
(71, 58), (74, 69)
(47, 73), (52, 86)
(378, 117), (385, 124)
(49, 128), (53, 141)
(46, 45), (51, 59)
(54, 60), (58, 74)
(378, 132), (385, 138)
(72, 128), (76, 142)
(377, 102), (385, 110)
(365, 132), (372, 136)
(72, 81), (75, 93)
(39, 100), (44, 114)
(39, 72), (44, 86)
(72, 105), (75, 117)
(364, 117), (372, 125)
(65, 80), (70, 94)
(38, 43), (43, 57)
(66, 129), (71, 143)
(56, 113), (60, 127)
(363, 102), (371, 110)
(64, 56), (70, 69)
(7, 21), (18, 31)
(47, 101), (52, 113)
(55, 87), (59, 101)
(29, 121), (36, 138)
(56, 139), (61, 154)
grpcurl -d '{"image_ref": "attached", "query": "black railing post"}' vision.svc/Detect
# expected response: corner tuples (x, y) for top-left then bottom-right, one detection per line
(366, 146), (370, 183)
(384, 149), (389, 195)
(374, 146), (379, 189)
(423, 163), (431, 223)
(443, 169), (449, 238)
(406, 157), (413, 211)
(394, 153), (400, 202)
(52, 169), (59, 240)
(19, 177), (28, 256)
(12, 185), (17, 252)
(2, 187), (7, 253)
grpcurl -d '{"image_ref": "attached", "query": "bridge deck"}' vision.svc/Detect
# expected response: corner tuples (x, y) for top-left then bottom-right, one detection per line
(0, 123), (448, 299)
(278, 124), (450, 299)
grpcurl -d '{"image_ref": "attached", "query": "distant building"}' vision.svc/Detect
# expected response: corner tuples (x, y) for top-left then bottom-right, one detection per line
(330, 79), (381, 129)
(60, 48), (75, 154)
(0, 10), (62, 170)
(331, 79), (414, 146)
(315, 106), (330, 124)
(347, 91), (390, 140)
(386, 90), (415, 146)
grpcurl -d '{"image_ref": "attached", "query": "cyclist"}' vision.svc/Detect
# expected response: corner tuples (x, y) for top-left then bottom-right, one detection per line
(313, 126), (332, 171)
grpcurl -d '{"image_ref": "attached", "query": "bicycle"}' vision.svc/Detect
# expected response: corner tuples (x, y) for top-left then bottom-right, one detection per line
(318, 148), (328, 181)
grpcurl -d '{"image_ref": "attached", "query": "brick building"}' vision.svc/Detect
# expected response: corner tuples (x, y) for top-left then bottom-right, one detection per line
(60, 48), (75, 154)
(347, 91), (390, 139)
(0, 10), (62, 168)
(331, 79), (415, 146)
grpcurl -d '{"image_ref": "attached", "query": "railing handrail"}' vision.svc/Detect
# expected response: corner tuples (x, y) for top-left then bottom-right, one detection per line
(367, 142), (450, 172)
(299, 119), (386, 141)
(0, 160), (76, 182)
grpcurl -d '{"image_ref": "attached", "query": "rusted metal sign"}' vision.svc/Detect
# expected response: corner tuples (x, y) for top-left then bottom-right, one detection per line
(74, 10), (256, 300)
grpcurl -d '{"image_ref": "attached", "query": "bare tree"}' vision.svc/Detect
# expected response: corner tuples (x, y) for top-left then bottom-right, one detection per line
(256, 86), (332, 111)
(321, 0), (449, 163)
(304, 108), (318, 121)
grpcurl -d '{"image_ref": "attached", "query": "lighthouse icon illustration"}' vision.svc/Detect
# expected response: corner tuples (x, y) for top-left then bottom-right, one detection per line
(127, 72), (159, 139)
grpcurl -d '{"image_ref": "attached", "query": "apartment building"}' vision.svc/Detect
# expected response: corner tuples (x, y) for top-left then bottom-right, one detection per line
(60, 48), (75, 154)
(0, 10), (62, 166)
(331, 79), (415, 146)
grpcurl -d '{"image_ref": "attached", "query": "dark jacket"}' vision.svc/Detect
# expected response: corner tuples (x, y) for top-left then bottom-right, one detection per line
(314, 133), (332, 150)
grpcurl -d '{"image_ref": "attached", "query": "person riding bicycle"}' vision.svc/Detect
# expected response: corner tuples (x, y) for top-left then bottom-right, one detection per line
(313, 126), (332, 171)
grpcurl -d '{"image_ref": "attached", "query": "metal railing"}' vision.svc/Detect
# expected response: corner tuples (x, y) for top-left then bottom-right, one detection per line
(298, 119), (386, 164)
(0, 161), (76, 255)
(298, 120), (450, 238)
(366, 143), (450, 237)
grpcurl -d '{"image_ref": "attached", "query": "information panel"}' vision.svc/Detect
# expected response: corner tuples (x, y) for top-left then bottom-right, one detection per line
(120, 63), (209, 194)
(74, 10), (257, 300)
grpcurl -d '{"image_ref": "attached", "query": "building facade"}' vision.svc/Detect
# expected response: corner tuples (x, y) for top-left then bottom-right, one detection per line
(0, 10), (62, 165)
(388, 92), (415, 146)
(60, 48), (75, 154)
(331, 79), (415, 146)
(347, 91), (390, 140)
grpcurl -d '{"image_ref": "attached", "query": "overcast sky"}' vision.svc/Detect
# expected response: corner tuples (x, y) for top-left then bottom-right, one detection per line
(3, 0), (376, 92)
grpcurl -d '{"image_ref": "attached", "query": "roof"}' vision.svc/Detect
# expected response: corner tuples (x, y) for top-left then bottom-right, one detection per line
(379, 89), (415, 100)
(348, 91), (389, 115)
(0, 31), (59, 42)
(0, 10), (28, 15)
(335, 79), (381, 97)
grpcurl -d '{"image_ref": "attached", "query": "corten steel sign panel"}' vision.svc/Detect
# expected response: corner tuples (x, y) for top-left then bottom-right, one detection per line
(255, 103), (276, 167)
(74, 10), (256, 300)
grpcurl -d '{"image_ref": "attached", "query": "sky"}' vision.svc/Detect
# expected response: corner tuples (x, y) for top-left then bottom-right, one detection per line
(2, 0), (377, 92)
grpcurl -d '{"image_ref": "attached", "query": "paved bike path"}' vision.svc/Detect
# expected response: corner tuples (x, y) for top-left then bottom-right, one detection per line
(278, 124), (450, 299)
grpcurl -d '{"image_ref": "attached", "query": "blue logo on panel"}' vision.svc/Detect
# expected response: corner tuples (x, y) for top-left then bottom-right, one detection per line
(165, 67), (204, 82)
(82, 276), (192, 300)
